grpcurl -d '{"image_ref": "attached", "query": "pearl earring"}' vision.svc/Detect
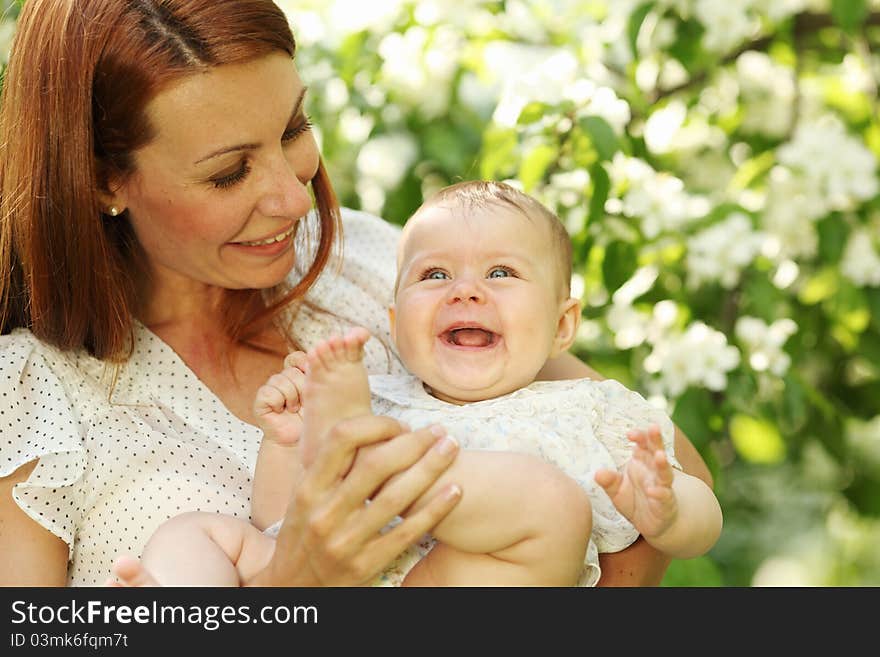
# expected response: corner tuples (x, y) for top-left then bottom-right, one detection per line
(108, 206), (120, 216)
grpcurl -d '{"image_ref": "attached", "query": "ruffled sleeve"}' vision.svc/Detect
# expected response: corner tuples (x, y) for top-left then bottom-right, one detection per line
(0, 332), (86, 558)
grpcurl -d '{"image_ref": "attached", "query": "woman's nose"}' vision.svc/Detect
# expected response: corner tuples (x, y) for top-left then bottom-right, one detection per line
(446, 277), (485, 304)
(257, 155), (312, 219)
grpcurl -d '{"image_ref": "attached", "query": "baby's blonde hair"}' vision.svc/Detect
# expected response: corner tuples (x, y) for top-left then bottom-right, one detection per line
(398, 180), (573, 297)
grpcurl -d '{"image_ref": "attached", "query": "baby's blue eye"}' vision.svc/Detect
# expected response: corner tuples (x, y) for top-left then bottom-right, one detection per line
(488, 267), (511, 279)
(425, 270), (450, 280)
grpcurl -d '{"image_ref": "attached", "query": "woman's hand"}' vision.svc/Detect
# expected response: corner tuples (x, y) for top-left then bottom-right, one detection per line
(246, 415), (461, 586)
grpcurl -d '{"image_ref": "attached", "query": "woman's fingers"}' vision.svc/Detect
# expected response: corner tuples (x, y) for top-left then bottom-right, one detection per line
(305, 414), (410, 492)
(357, 484), (462, 579)
(351, 429), (460, 536)
(340, 424), (453, 504)
(269, 416), (462, 585)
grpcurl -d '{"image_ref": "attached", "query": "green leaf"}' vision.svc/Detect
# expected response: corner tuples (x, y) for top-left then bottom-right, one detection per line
(668, 18), (705, 74)
(798, 267), (839, 305)
(627, 2), (656, 58)
(588, 163), (610, 225)
(781, 375), (809, 431)
(517, 101), (552, 126)
(479, 126), (518, 180)
(829, 282), (871, 334)
(729, 151), (775, 192)
(831, 0), (868, 33)
(816, 215), (850, 264)
(671, 387), (716, 449)
(843, 472), (880, 517)
(518, 143), (558, 192)
(729, 414), (787, 464)
(578, 116), (619, 162)
(866, 288), (880, 331)
(423, 123), (475, 174)
(661, 556), (725, 587)
(601, 240), (638, 293)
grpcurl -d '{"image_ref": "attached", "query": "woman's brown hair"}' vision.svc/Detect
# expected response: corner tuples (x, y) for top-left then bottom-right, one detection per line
(0, 0), (340, 361)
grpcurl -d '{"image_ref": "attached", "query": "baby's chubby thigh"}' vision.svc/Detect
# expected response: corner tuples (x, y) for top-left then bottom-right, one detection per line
(429, 413), (595, 581)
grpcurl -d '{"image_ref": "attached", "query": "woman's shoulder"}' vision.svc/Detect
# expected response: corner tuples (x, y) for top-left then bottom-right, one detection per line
(0, 328), (70, 379)
(0, 328), (108, 406)
(339, 206), (403, 242)
(337, 207), (402, 269)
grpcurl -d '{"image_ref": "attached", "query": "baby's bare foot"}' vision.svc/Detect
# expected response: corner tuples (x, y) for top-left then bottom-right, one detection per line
(300, 327), (372, 467)
(106, 555), (160, 587)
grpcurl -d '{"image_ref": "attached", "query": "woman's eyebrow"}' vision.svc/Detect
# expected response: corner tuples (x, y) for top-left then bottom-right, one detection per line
(193, 86), (309, 165)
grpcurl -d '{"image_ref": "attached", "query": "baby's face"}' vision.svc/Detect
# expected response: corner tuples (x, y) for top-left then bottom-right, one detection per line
(391, 203), (575, 404)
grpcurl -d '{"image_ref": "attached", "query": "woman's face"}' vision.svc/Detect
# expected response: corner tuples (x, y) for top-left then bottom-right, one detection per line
(111, 52), (318, 300)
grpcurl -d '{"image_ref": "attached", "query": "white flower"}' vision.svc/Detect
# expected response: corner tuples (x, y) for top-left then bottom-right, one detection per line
(761, 166), (825, 260)
(841, 228), (880, 287)
(777, 115), (879, 212)
(356, 133), (418, 190)
(483, 42), (574, 127)
(736, 51), (796, 138)
(687, 213), (764, 288)
(735, 316), (798, 376)
(616, 161), (710, 237)
(644, 101), (687, 154)
(378, 26), (463, 118)
(607, 303), (652, 350)
(646, 322), (741, 396)
(695, 0), (759, 53)
(0, 19), (17, 66)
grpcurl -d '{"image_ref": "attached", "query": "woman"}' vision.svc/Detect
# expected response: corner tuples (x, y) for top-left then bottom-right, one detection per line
(0, 0), (711, 586)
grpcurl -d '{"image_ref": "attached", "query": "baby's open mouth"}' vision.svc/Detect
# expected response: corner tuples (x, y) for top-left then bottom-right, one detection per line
(441, 328), (499, 348)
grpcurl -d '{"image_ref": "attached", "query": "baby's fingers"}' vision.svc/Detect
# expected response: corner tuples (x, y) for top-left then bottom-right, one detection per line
(653, 449), (674, 487)
(284, 350), (309, 373)
(271, 370), (305, 411)
(595, 468), (621, 496)
(254, 382), (288, 415)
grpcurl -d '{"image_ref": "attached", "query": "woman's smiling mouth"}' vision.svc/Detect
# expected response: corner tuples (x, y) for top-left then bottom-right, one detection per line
(234, 223), (296, 247)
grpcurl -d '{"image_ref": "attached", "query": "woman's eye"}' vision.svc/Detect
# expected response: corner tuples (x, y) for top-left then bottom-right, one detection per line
(488, 267), (512, 279)
(282, 117), (314, 143)
(423, 270), (450, 280)
(211, 161), (251, 189)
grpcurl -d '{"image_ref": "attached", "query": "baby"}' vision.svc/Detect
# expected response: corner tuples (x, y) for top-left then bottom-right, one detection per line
(109, 181), (722, 587)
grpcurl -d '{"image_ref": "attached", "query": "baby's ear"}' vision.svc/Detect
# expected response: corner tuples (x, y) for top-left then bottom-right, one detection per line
(550, 297), (581, 358)
(388, 305), (397, 344)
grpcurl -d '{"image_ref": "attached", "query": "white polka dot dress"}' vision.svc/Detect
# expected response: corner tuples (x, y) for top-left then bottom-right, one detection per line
(0, 208), (407, 586)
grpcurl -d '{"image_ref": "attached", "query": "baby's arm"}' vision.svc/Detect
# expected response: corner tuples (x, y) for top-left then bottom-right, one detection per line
(595, 426), (722, 559)
(402, 439), (592, 586)
(251, 353), (308, 530)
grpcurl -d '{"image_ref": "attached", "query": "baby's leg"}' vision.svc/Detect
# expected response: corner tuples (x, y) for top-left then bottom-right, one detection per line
(106, 556), (159, 587)
(299, 327), (372, 467)
(399, 451), (593, 587)
(109, 512), (276, 586)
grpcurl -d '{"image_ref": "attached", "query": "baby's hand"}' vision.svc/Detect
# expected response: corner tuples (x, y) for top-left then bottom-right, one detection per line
(253, 351), (308, 446)
(594, 425), (678, 540)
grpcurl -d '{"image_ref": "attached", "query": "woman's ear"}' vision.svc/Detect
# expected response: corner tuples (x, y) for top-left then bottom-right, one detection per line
(388, 305), (397, 344)
(550, 297), (581, 358)
(96, 171), (128, 217)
